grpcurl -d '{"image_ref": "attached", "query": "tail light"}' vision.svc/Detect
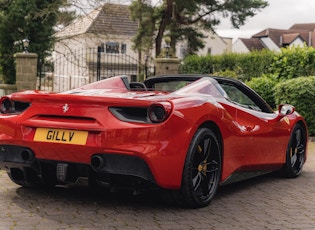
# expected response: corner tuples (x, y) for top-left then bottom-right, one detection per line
(0, 96), (30, 114)
(0, 97), (13, 113)
(148, 102), (172, 123)
(109, 101), (172, 124)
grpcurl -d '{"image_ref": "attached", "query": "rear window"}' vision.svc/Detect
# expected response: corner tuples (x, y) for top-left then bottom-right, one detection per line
(174, 78), (223, 97)
(150, 80), (193, 92)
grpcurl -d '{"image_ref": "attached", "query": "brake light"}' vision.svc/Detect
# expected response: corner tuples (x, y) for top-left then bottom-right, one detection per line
(109, 102), (172, 124)
(0, 96), (30, 114)
(0, 97), (13, 113)
(148, 102), (172, 123)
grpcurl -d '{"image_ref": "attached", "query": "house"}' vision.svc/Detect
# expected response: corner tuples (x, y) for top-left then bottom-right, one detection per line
(53, 3), (139, 91)
(53, 3), (232, 92)
(182, 32), (232, 57)
(233, 23), (315, 53)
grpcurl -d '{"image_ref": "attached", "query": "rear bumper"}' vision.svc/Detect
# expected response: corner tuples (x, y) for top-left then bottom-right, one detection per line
(0, 145), (156, 187)
(0, 145), (35, 168)
(0, 112), (193, 189)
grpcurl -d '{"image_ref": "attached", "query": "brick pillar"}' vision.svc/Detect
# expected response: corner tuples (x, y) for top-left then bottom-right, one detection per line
(155, 58), (180, 75)
(14, 52), (38, 91)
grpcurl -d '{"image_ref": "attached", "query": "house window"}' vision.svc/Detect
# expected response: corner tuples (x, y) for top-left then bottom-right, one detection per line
(121, 43), (127, 54)
(207, 47), (212, 55)
(105, 42), (119, 53)
(104, 42), (127, 54)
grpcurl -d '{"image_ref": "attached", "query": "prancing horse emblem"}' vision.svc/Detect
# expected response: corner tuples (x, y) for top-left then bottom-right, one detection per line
(62, 104), (69, 113)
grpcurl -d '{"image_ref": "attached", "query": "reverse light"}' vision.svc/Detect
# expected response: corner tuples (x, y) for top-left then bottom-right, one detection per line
(148, 102), (172, 123)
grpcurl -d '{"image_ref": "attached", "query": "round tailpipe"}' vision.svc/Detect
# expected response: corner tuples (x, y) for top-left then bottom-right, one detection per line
(91, 155), (105, 169)
(21, 149), (34, 162)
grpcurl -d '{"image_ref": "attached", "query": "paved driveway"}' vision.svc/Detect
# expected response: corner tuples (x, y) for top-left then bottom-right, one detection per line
(0, 143), (314, 230)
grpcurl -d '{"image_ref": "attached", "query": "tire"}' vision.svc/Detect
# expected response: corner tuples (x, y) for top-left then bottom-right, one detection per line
(178, 127), (221, 208)
(280, 123), (306, 178)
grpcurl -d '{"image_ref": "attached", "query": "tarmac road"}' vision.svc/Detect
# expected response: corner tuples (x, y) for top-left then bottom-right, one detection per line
(0, 143), (315, 230)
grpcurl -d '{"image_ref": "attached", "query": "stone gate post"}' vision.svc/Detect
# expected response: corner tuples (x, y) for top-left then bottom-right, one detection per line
(14, 52), (38, 91)
(155, 58), (180, 75)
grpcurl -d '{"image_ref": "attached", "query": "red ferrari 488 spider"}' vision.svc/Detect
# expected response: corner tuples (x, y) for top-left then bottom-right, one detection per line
(0, 75), (307, 208)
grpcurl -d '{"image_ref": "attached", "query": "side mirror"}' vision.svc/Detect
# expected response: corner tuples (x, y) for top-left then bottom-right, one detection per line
(270, 104), (295, 122)
(278, 104), (295, 116)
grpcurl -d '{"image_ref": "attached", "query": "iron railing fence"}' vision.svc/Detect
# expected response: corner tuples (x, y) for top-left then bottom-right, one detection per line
(37, 47), (155, 92)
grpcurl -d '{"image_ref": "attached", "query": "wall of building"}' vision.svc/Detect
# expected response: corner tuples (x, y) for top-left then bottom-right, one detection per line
(232, 39), (250, 53)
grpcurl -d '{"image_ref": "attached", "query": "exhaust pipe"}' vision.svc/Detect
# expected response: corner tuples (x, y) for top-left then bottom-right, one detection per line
(91, 155), (105, 170)
(21, 149), (34, 162)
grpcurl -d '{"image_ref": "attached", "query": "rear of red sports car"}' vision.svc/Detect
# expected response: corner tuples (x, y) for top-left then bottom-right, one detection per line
(0, 75), (307, 208)
(0, 77), (223, 192)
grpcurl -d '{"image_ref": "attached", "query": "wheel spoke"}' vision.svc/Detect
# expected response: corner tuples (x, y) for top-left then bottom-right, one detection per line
(192, 172), (202, 191)
(194, 159), (219, 194)
(295, 129), (301, 146)
(191, 136), (214, 192)
(202, 137), (212, 162)
(297, 144), (305, 168)
(206, 160), (219, 173)
(291, 151), (297, 165)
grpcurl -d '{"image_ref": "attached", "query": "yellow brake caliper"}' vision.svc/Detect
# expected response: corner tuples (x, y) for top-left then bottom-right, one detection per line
(197, 145), (207, 176)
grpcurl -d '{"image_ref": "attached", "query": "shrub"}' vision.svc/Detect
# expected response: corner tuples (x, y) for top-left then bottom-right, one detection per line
(274, 76), (315, 135)
(180, 46), (315, 82)
(179, 55), (214, 74)
(246, 74), (278, 109)
(271, 45), (315, 80)
(213, 69), (238, 79)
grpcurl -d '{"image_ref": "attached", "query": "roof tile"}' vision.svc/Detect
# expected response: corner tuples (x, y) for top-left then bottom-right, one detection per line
(55, 4), (138, 39)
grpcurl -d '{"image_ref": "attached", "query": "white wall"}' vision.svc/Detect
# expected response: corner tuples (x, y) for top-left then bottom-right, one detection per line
(175, 30), (232, 58)
(260, 37), (280, 52)
(232, 39), (250, 53)
(289, 38), (305, 47)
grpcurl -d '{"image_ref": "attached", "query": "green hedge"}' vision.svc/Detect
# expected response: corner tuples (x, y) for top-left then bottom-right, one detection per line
(245, 75), (278, 109)
(180, 46), (315, 81)
(180, 49), (275, 81)
(274, 76), (315, 135)
(271, 46), (315, 79)
(247, 75), (315, 135)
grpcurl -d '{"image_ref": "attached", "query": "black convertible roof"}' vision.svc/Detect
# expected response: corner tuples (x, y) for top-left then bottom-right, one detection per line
(143, 74), (243, 89)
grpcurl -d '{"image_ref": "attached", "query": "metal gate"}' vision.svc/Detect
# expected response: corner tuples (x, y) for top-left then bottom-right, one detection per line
(38, 47), (154, 92)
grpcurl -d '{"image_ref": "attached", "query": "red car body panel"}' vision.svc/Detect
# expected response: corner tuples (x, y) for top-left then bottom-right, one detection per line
(0, 75), (307, 190)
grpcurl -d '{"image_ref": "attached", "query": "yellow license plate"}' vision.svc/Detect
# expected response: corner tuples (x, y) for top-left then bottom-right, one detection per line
(34, 128), (88, 145)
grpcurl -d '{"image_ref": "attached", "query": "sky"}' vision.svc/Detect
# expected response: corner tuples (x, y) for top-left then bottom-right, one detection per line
(87, 0), (315, 42)
(216, 0), (315, 41)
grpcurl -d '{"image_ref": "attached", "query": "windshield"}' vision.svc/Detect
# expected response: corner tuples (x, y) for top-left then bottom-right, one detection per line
(174, 78), (224, 98)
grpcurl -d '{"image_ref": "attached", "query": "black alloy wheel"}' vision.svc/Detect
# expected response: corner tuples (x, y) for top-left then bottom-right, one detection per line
(281, 123), (306, 178)
(179, 127), (221, 208)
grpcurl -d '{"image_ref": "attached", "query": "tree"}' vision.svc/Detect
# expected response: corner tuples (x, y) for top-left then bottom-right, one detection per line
(129, 0), (159, 55)
(130, 0), (268, 57)
(0, 0), (75, 84)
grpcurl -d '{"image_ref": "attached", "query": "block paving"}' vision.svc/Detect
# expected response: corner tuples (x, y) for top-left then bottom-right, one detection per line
(0, 143), (315, 230)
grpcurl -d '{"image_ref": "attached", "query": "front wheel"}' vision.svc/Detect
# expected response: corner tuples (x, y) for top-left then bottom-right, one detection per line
(177, 128), (221, 208)
(280, 123), (306, 178)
